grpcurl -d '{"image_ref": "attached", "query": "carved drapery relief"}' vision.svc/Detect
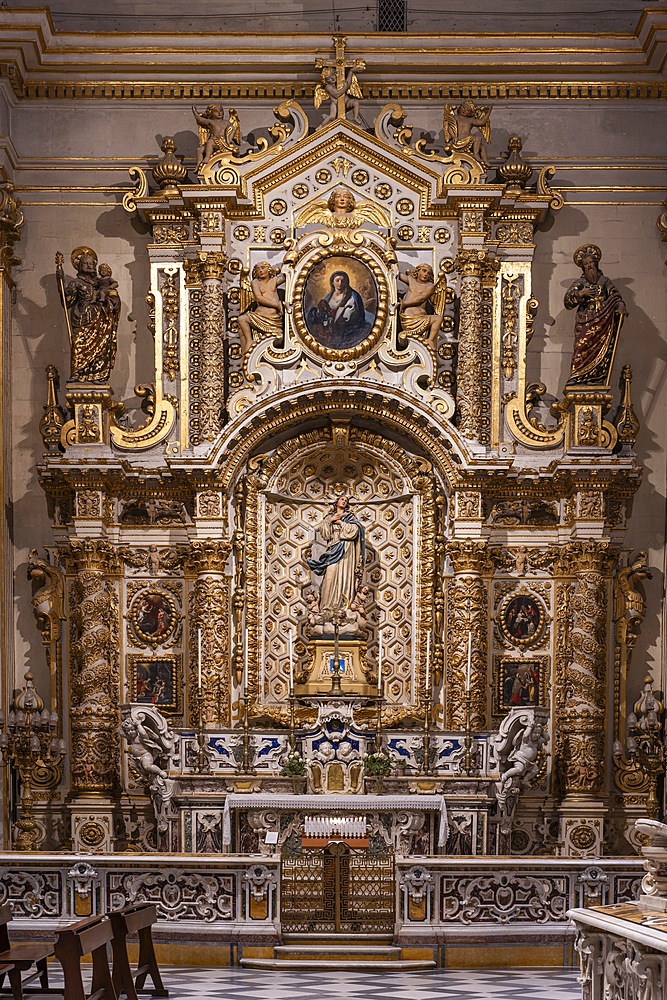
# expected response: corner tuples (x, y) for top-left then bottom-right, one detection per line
(186, 541), (231, 727)
(62, 540), (119, 794)
(446, 540), (493, 730)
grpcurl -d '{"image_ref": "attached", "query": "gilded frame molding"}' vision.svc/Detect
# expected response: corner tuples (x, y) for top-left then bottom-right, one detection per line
(291, 244), (390, 361)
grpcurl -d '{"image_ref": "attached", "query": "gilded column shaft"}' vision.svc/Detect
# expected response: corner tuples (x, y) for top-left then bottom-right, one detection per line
(64, 541), (119, 794)
(446, 541), (491, 730)
(558, 542), (612, 796)
(187, 541), (231, 727)
(456, 267), (483, 439)
(198, 253), (227, 442)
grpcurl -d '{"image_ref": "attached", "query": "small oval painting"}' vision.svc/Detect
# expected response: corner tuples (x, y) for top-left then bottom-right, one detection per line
(303, 255), (378, 351)
(130, 590), (177, 646)
(502, 594), (543, 645)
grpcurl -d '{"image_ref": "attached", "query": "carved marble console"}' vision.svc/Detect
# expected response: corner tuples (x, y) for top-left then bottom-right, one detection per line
(568, 819), (667, 999)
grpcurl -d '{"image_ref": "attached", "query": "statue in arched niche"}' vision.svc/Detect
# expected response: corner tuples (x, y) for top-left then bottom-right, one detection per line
(307, 495), (365, 622)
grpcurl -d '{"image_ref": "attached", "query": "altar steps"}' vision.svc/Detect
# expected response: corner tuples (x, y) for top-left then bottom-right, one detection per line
(240, 936), (436, 971)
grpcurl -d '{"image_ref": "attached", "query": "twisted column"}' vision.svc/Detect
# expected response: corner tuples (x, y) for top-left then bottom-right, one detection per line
(445, 540), (493, 730)
(63, 540), (119, 794)
(557, 541), (612, 797)
(186, 541), (231, 727)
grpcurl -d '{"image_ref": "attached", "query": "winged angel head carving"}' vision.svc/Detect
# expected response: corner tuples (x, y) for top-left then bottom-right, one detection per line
(295, 187), (390, 230)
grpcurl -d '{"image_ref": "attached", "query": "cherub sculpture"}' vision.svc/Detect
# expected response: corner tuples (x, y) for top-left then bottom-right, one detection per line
(398, 265), (449, 346)
(443, 100), (492, 169)
(314, 67), (364, 126)
(192, 104), (241, 170)
(120, 706), (176, 836)
(492, 707), (549, 823)
(294, 187), (390, 230)
(237, 261), (285, 355)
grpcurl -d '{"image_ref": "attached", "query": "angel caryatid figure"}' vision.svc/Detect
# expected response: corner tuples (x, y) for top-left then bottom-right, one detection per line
(56, 246), (121, 383)
(192, 104), (241, 170)
(315, 66), (364, 126)
(294, 187), (390, 230)
(444, 100), (492, 169)
(237, 261), (285, 355)
(398, 265), (448, 347)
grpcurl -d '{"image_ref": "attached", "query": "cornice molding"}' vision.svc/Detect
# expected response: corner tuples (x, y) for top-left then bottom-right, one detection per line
(0, 9), (665, 100)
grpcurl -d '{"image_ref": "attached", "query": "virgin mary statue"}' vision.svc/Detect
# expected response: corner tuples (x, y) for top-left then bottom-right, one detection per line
(307, 495), (365, 616)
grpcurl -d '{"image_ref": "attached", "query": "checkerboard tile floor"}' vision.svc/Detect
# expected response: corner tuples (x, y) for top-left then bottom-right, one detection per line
(42, 965), (581, 999)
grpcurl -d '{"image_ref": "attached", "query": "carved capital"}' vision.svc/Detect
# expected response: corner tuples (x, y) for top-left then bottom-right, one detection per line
(59, 538), (117, 575)
(447, 539), (494, 575)
(556, 540), (614, 576)
(184, 540), (231, 576)
(454, 248), (498, 279)
(198, 250), (227, 282)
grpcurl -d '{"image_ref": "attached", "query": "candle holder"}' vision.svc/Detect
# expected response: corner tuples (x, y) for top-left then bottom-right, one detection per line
(329, 615), (344, 696)
(194, 688), (210, 774)
(462, 687), (476, 776)
(289, 688), (296, 752)
(240, 686), (255, 775)
(422, 694), (433, 776)
(375, 691), (384, 753)
(0, 672), (66, 851)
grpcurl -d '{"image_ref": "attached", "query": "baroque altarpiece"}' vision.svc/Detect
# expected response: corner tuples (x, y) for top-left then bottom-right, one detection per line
(20, 40), (653, 883)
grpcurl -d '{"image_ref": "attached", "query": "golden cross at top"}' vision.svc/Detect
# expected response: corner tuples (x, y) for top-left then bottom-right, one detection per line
(315, 34), (366, 121)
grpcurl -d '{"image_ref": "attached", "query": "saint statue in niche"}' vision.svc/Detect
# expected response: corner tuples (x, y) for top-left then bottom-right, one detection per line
(307, 495), (365, 619)
(56, 246), (121, 383)
(563, 243), (628, 386)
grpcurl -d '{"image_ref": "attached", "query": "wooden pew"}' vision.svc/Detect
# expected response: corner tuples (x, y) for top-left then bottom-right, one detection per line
(54, 914), (117, 1000)
(0, 902), (56, 999)
(109, 904), (168, 999)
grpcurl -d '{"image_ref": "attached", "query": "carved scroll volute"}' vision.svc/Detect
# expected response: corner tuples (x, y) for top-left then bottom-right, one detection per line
(445, 540), (493, 730)
(186, 540), (232, 727)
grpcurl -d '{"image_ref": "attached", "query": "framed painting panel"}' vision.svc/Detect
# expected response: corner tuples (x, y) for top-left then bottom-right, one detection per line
(128, 654), (182, 714)
(494, 656), (547, 715)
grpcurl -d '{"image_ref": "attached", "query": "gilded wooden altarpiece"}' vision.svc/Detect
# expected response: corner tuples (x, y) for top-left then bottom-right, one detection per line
(28, 57), (647, 864)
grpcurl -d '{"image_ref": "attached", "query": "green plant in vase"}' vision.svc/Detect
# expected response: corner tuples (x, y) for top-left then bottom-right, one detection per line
(281, 750), (307, 777)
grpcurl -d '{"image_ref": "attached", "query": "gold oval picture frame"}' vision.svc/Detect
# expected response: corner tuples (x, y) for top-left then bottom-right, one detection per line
(497, 590), (547, 650)
(129, 588), (178, 647)
(293, 247), (388, 360)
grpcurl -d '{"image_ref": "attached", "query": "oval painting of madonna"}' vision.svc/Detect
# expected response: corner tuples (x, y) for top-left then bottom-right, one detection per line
(303, 256), (378, 351)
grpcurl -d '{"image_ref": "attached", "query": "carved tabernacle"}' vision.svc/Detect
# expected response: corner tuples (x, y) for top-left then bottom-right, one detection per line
(28, 33), (647, 874)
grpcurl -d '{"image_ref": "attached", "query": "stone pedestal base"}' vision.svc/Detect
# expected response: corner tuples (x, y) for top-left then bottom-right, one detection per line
(299, 638), (372, 696)
(61, 382), (118, 448)
(558, 798), (606, 857)
(70, 799), (115, 853)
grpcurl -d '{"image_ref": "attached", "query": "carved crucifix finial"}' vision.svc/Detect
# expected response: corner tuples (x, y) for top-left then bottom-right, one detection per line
(314, 34), (366, 125)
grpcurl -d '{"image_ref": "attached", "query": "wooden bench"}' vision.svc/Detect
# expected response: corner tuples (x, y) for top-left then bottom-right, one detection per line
(109, 904), (168, 999)
(0, 902), (57, 999)
(53, 914), (117, 1000)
